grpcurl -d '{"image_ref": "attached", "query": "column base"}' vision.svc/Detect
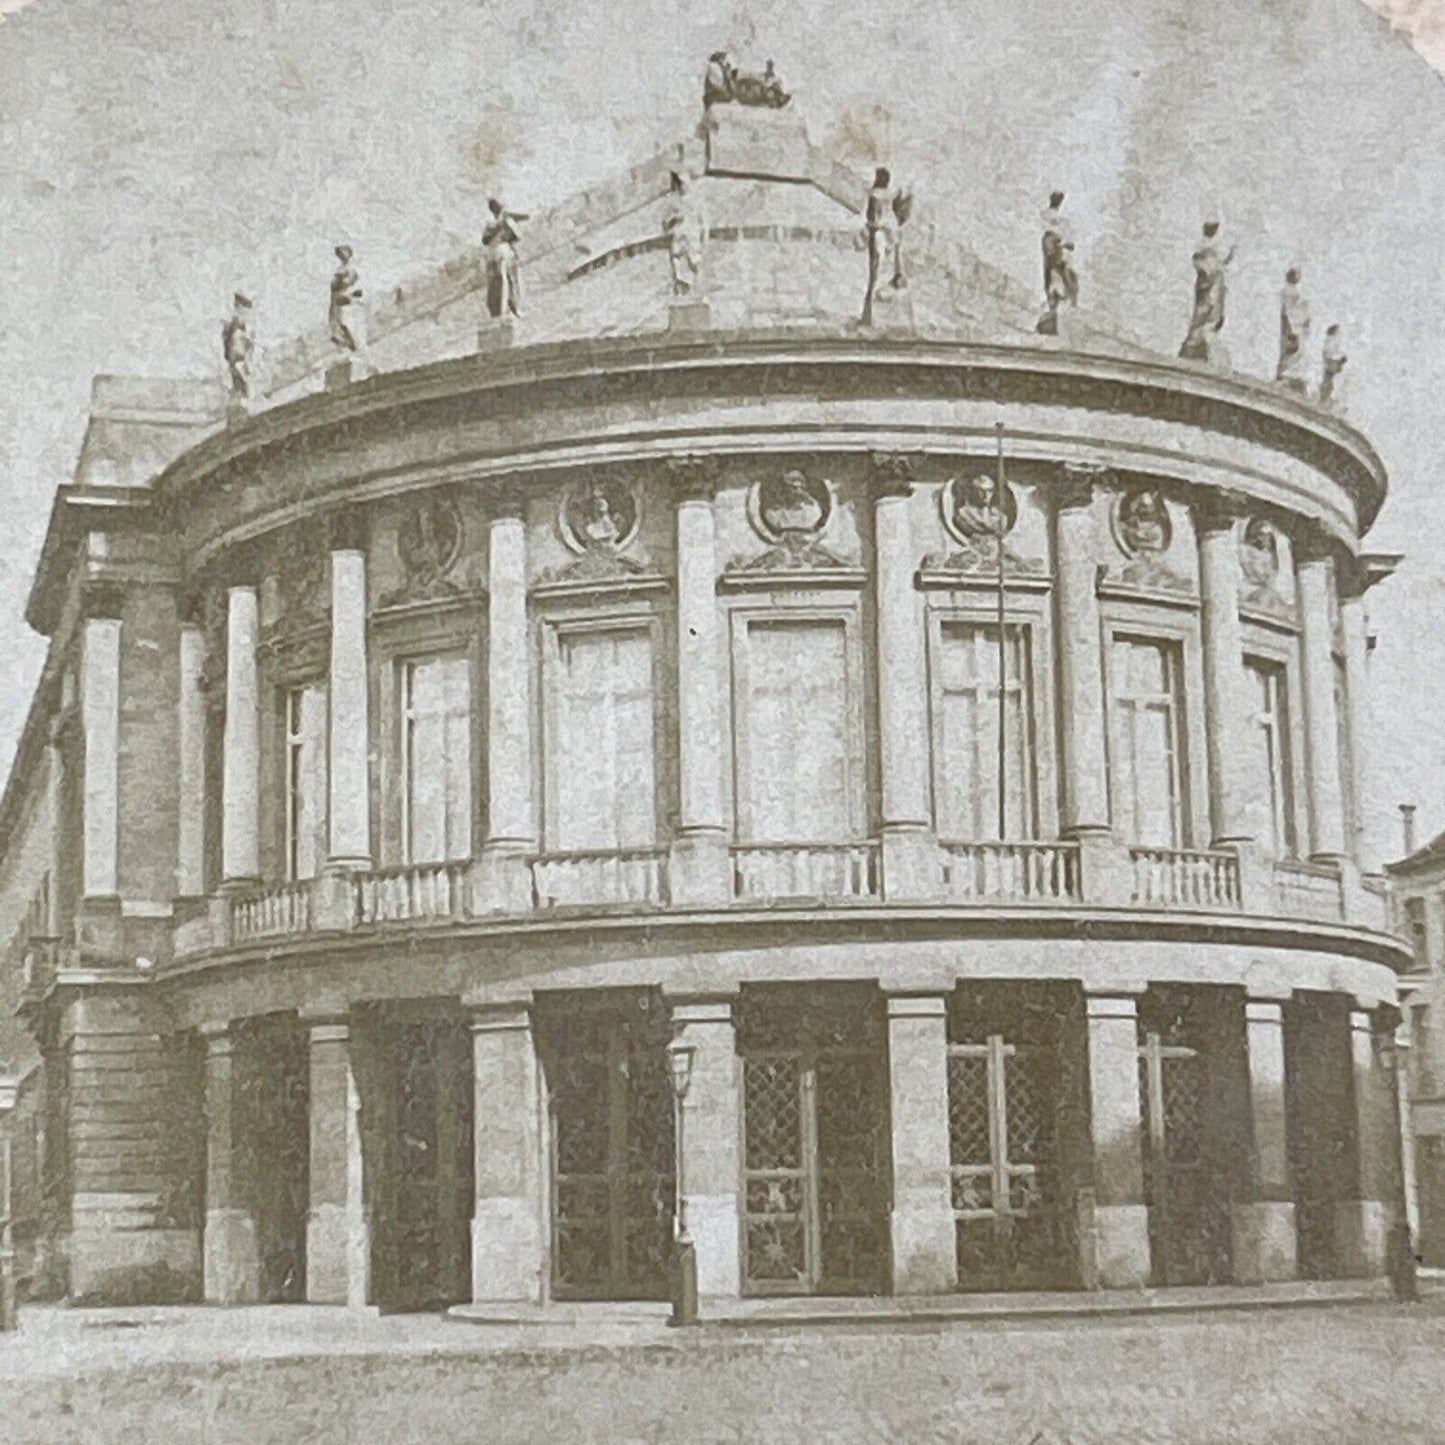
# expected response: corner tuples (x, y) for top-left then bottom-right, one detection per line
(203, 1207), (261, 1304)
(689, 1192), (743, 1299)
(306, 1203), (371, 1307)
(471, 1198), (545, 1305)
(668, 298), (711, 331)
(68, 1225), (201, 1306)
(1230, 1201), (1298, 1284)
(1085, 1203), (1152, 1289)
(477, 318), (516, 352)
(1074, 832), (1135, 908)
(470, 847), (534, 915)
(668, 833), (731, 907)
(890, 1193), (958, 1295)
(879, 829), (940, 903)
(1334, 1199), (1390, 1277)
(312, 867), (362, 931)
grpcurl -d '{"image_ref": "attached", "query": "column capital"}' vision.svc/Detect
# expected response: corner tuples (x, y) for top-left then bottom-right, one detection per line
(1085, 991), (1144, 1020)
(489, 479), (530, 521)
(79, 582), (127, 622)
(867, 450), (922, 502)
(199, 1021), (237, 1056)
(1195, 488), (1247, 535)
(1290, 522), (1337, 567)
(666, 993), (737, 1028)
(885, 992), (948, 1020)
(466, 1000), (534, 1034)
(302, 1016), (352, 1045)
(327, 506), (369, 554)
(1055, 462), (1109, 511)
(667, 453), (721, 502)
(1245, 1000), (1286, 1026)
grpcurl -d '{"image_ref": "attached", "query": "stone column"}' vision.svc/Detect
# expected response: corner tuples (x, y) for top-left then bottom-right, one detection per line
(1083, 992), (1151, 1287)
(1335, 1007), (1393, 1276)
(305, 1019), (370, 1306)
(327, 538), (372, 868)
(81, 614), (123, 898)
(201, 1025), (259, 1303)
(670, 995), (742, 1299)
(1197, 496), (1251, 847)
(1298, 547), (1346, 862)
(469, 1001), (546, 1304)
(44, 736), (64, 937)
(872, 458), (934, 899)
(222, 586), (261, 885)
(1231, 999), (1298, 1282)
(885, 994), (956, 1293)
(176, 622), (207, 898)
(476, 491), (534, 913)
(1338, 584), (1372, 871)
(669, 460), (730, 905)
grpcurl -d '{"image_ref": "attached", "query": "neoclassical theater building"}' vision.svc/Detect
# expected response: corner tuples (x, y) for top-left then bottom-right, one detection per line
(0, 102), (1412, 1310)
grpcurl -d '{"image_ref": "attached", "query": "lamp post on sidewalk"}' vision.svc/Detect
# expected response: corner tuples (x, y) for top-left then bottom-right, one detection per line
(1380, 1029), (1420, 1302)
(667, 1038), (698, 1327)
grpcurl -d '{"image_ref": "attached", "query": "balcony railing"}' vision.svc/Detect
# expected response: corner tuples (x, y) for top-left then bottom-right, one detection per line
(940, 841), (1082, 904)
(1129, 847), (1241, 912)
(355, 861), (470, 925)
(1274, 859), (1345, 923)
(731, 842), (880, 903)
(531, 849), (669, 910)
(231, 881), (313, 942)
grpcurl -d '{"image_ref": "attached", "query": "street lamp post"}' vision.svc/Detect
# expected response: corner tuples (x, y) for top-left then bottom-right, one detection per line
(667, 1038), (698, 1326)
(1380, 1033), (1420, 1302)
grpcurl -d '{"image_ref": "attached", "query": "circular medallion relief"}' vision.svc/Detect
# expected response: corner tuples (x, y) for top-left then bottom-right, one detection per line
(560, 477), (640, 555)
(940, 472), (1018, 546)
(1240, 516), (1280, 590)
(1112, 487), (1173, 558)
(397, 495), (463, 581)
(748, 470), (833, 545)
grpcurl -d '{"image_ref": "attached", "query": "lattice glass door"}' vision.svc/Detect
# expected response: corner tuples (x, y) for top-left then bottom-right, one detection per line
(1140, 1032), (1231, 1285)
(548, 1012), (674, 1300)
(743, 1047), (888, 1295)
(949, 1035), (1060, 1287)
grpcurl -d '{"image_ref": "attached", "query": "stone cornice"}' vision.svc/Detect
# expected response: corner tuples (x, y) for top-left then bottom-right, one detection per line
(150, 333), (1388, 540)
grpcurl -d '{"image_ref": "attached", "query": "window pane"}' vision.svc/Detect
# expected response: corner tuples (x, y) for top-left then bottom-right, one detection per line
(743, 621), (849, 842)
(1110, 638), (1183, 847)
(1243, 658), (1293, 857)
(404, 656), (471, 864)
(934, 624), (1033, 840)
(551, 629), (656, 851)
(285, 683), (328, 881)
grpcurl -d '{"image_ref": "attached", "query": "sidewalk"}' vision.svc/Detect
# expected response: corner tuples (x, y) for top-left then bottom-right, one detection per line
(0, 1276), (1428, 1383)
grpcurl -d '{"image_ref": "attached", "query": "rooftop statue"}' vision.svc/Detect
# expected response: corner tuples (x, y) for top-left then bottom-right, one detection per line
(221, 291), (255, 405)
(483, 198), (527, 320)
(328, 245), (366, 354)
(1036, 189), (1079, 336)
(1320, 323), (1347, 409)
(663, 171), (708, 297)
(1276, 265), (1312, 394)
(861, 167), (912, 327)
(703, 52), (790, 109)
(1178, 220), (1234, 365)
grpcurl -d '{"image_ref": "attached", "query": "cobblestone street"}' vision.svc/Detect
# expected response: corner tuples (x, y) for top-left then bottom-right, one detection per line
(3, 1300), (1444, 1443)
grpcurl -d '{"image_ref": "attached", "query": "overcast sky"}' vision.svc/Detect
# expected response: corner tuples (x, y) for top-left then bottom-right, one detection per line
(1, 0), (1444, 867)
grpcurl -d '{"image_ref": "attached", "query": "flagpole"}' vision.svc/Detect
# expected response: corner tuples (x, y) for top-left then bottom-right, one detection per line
(995, 422), (1008, 842)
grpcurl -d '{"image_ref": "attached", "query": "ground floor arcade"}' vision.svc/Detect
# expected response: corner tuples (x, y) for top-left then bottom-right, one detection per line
(102, 978), (1400, 1313)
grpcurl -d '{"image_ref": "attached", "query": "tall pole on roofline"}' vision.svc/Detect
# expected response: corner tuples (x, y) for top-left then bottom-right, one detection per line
(995, 422), (1008, 843)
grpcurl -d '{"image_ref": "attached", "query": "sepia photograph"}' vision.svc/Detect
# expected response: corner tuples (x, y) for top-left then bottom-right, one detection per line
(0, 0), (1444, 1438)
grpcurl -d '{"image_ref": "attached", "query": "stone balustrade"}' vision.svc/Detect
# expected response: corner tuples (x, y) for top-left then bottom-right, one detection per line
(230, 881), (313, 943)
(530, 849), (669, 911)
(355, 861), (471, 926)
(731, 842), (881, 903)
(1129, 846), (1242, 912)
(939, 841), (1081, 904)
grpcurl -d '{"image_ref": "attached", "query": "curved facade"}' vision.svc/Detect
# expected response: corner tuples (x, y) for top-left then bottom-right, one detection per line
(1, 108), (1411, 1309)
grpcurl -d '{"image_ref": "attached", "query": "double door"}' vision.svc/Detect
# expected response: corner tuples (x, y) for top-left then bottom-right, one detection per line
(544, 1007), (675, 1300)
(742, 1043), (889, 1294)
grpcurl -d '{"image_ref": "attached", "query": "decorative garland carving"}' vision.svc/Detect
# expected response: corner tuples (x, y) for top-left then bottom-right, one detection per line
(731, 469), (848, 571)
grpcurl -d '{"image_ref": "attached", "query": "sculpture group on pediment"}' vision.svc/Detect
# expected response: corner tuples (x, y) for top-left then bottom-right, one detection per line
(703, 53), (790, 109)
(388, 494), (464, 605)
(1108, 486), (1190, 594)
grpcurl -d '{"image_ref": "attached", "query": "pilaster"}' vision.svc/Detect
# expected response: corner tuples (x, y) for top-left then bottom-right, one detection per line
(305, 1018), (370, 1306)
(327, 536), (372, 869)
(201, 1025), (260, 1303)
(1297, 539), (1346, 863)
(222, 586), (261, 886)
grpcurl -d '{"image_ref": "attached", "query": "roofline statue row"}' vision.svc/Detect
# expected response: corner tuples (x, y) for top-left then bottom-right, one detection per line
(214, 57), (1354, 422)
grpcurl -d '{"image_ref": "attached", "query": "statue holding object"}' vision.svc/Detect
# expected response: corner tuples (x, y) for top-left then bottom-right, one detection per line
(1276, 265), (1312, 393)
(1037, 190), (1079, 336)
(328, 245), (366, 354)
(703, 52), (790, 109)
(663, 171), (708, 297)
(484, 198), (527, 319)
(221, 291), (255, 404)
(861, 167), (912, 326)
(1179, 219), (1234, 364)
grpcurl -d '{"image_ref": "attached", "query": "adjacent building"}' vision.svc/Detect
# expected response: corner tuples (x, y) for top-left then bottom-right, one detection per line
(0, 102), (1412, 1310)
